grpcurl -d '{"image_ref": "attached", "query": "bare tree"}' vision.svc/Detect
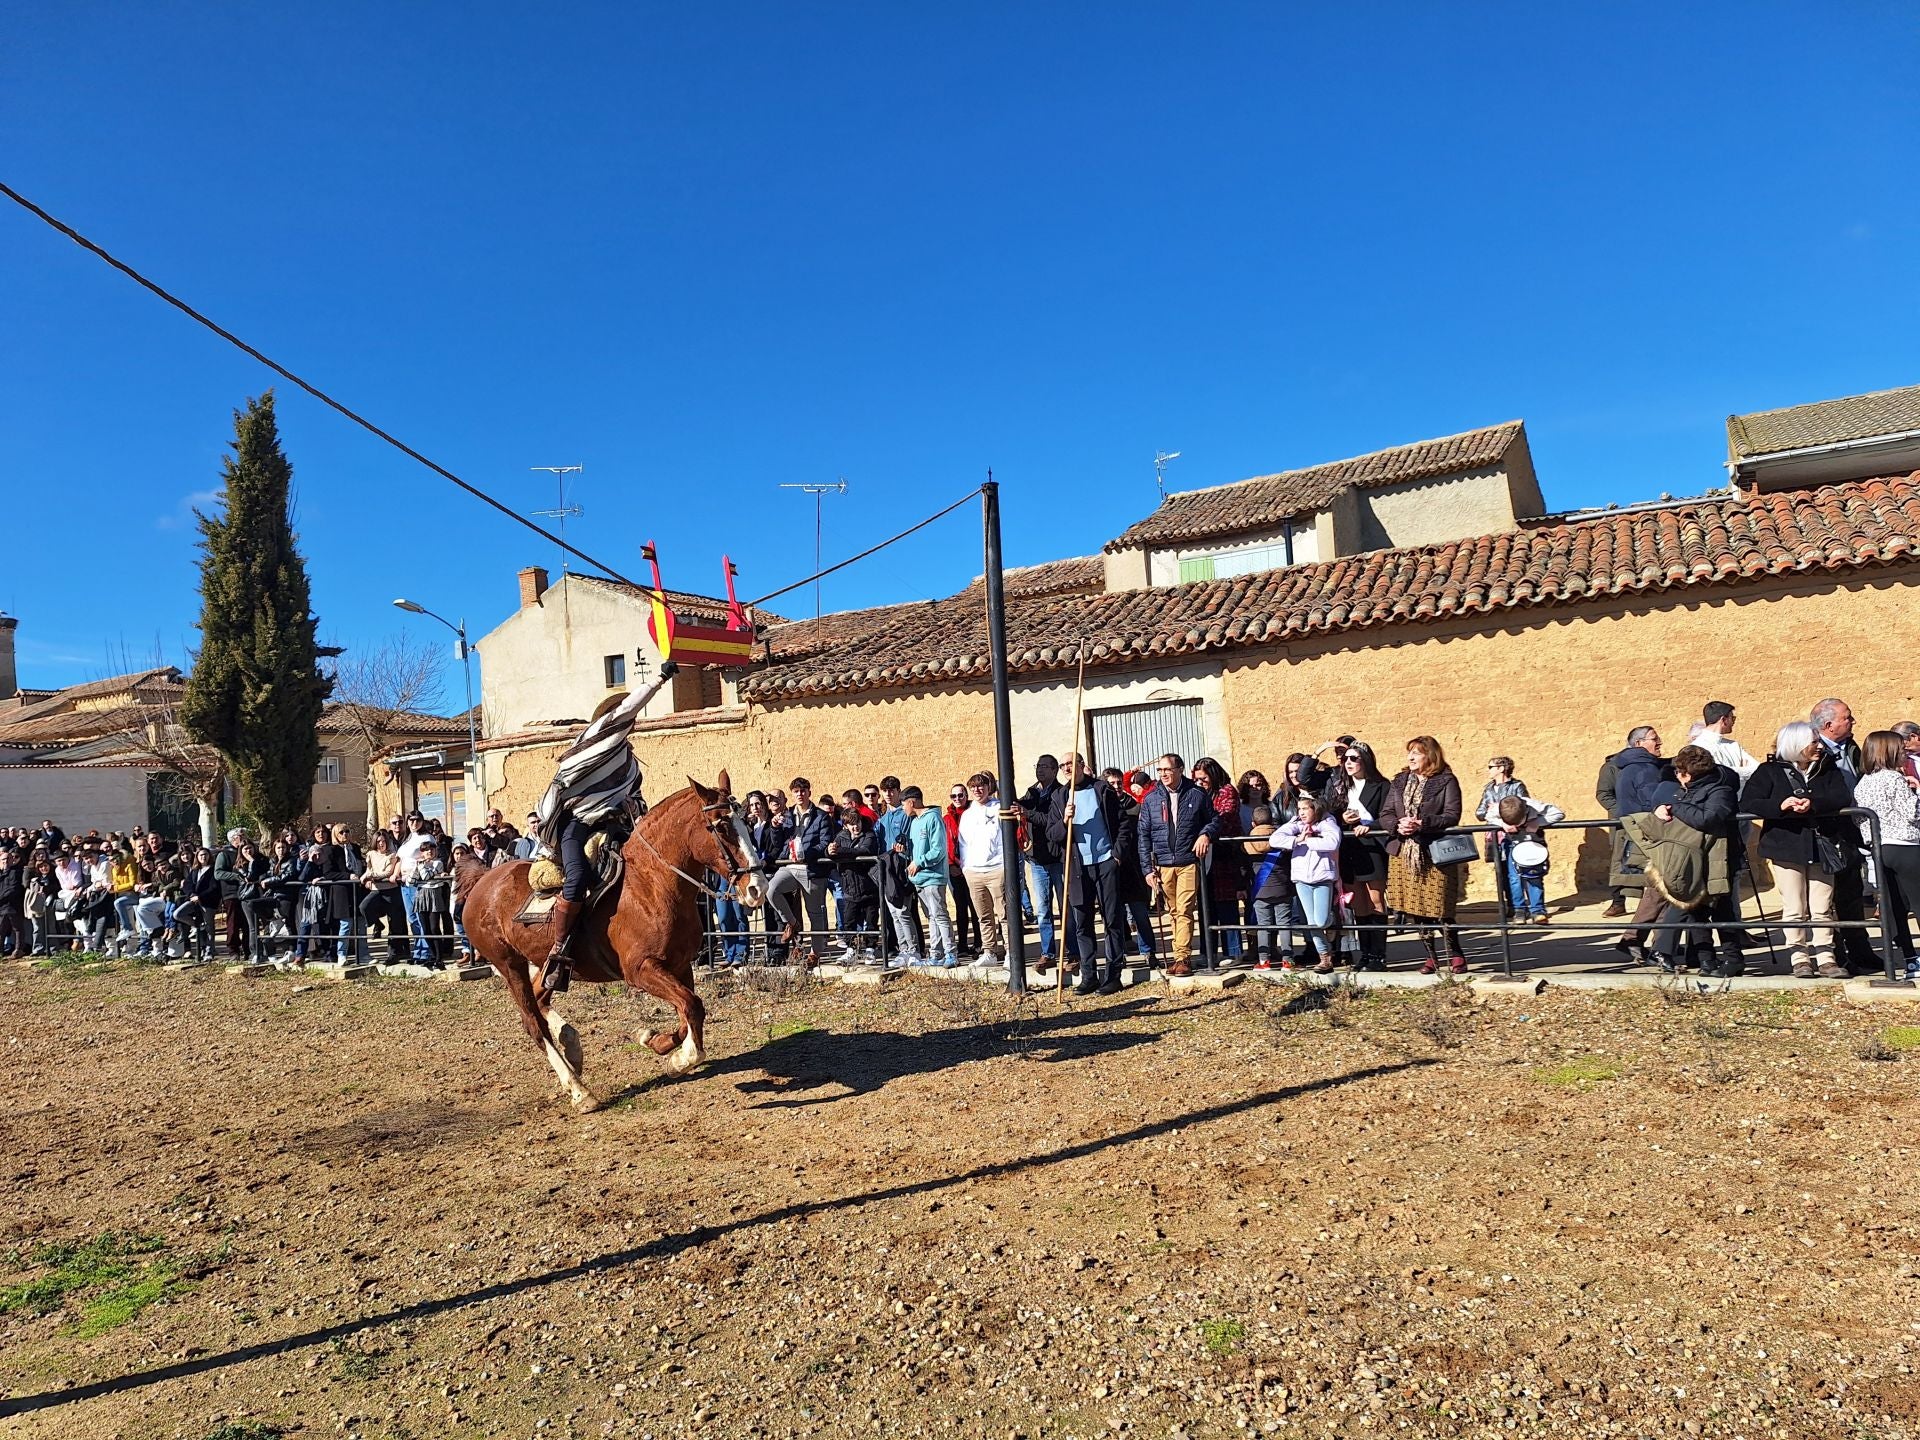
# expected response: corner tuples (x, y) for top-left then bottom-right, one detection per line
(326, 633), (448, 831)
(99, 686), (229, 846)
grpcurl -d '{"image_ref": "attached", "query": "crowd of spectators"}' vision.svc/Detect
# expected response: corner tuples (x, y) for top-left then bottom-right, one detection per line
(4, 695), (1916, 986)
(0, 807), (539, 968)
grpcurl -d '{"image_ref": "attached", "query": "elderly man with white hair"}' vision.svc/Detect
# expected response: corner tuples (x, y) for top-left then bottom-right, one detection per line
(1810, 697), (1877, 973)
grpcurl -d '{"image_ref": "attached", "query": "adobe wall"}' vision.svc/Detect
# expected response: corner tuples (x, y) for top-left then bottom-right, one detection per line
(479, 570), (1920, 905)
(1223, 571), (1920, 895)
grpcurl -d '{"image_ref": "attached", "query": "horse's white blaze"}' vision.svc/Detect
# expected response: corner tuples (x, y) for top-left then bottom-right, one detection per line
(665, 1029), (703, 1075)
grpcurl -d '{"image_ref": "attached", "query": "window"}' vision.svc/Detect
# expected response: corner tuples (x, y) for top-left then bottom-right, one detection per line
(603, 654), (627, 688)
(315, 755), (343, 786)
(1177, 541), (1292, 585)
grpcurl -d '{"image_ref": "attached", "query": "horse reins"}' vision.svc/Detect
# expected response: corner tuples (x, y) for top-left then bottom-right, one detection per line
(630, 798), (762, 903)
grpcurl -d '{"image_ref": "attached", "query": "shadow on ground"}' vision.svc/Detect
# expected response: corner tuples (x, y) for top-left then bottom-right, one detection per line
(0, 1057), (1431, 1417)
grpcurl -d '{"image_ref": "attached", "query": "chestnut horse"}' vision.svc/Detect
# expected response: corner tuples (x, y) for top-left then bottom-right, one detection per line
(461, 774), (765, 1112)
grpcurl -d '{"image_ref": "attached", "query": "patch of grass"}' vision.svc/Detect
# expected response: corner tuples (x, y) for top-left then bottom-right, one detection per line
(1879, 1025), (1920, 1052)
(331, 1336), (386, 1381)
(768, 1019), (814, 1041)
(1854, 1034), (1900, 1063)
(1532, 1057), (1623, 1091)
(205, 1424), (286, 1440)
(1199, 1317), (1246, 1357)
(0, 1231), (194, 1335)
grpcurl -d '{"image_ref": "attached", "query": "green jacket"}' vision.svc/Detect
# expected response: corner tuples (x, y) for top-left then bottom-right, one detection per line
(1621, 810), (1731, 907)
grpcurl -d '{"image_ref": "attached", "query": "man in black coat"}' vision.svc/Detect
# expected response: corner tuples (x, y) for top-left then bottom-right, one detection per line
(1019, 755), (1066, 970)
(1811, 697), (1876, 973)
(1045, 755), (1128, 994)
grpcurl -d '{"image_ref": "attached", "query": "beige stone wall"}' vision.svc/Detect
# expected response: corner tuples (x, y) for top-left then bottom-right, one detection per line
(1352, 465), (1520, 553)
(1222, 571), (1920, 897)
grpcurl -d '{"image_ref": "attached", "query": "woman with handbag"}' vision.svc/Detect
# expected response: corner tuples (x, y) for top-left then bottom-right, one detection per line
(1741, 721), (1853, 978)
(1379, 735), (1470, 975)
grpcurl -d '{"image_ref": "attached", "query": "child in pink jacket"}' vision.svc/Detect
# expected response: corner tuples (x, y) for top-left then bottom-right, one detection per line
(1271, 795), (1344, 972)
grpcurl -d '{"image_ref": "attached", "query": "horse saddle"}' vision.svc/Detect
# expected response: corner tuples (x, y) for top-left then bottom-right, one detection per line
(517, 832), (624, 926)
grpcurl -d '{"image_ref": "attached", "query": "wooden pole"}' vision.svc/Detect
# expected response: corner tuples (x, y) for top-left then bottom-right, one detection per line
(982, 478), (1027, 994)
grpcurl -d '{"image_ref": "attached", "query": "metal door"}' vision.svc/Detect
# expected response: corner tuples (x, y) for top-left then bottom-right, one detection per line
(1087, 699), (1204, 776)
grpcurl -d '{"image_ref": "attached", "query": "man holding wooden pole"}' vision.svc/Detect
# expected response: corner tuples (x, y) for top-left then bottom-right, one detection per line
(1046, 753), (1129, 996)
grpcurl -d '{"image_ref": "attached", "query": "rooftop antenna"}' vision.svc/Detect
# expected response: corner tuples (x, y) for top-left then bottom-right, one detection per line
(778, 478), (848, 641)
(1154, 450), (1181, 503)
(529, 465), (585, 570)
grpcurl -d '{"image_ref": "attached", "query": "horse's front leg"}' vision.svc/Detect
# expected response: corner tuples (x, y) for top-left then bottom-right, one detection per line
(629, 959), (706, 1075)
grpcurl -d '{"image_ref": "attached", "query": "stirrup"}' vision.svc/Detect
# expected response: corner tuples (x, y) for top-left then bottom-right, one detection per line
(538, 949), (572, 999)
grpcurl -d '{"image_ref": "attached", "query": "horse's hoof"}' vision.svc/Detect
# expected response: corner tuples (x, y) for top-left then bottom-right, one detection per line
(572, 1092), (604, 1114)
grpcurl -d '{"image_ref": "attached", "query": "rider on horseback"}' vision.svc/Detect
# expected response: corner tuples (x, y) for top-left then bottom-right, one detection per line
(533, 658), (680, 1000)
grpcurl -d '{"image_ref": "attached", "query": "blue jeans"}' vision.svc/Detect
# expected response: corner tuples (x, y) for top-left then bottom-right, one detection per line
(715, 893), (748, 964)
(1503, 852), (1546, 918)
(1251, 897), (1293, 959)
(1026, 859), (1063, 959)
(1296, 882), (1335, 957)
(401, 883), (429, 960)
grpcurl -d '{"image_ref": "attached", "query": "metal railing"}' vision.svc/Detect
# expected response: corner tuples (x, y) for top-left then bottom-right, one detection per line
(1178, 808), (1908, 987)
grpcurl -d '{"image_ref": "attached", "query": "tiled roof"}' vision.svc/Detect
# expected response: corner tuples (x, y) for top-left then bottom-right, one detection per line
(741, 475), (1920, 700)
(1105, 422), (1525, 553)
(761, 599), (946, 662)
(952, 555), (1105, 603)
(571, 573), (790, 627)
(1729, 382), (1920, 460)
(0, 667), (185, 736)
(319, 703), (473, 738)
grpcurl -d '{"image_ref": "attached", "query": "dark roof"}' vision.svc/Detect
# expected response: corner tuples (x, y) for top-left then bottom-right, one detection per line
(0, 668), (188, 746)
(741, 474), (1920, 700)
(952, 555), (1105, 604)
(1105, 422), (1525, 553)
(570, 573), (790, 627)
(1729, 382), (1920, 461)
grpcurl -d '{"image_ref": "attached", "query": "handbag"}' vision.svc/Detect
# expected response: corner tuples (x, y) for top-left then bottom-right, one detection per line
(1427, 832), (1478, 868)
(1814, 830), (1851, 876)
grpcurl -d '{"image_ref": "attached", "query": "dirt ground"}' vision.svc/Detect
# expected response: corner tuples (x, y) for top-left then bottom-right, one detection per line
(1, 957), (1918, 1440)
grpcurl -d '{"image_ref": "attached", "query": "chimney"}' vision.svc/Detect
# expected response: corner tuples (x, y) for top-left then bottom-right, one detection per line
(517, 566), (549, 609)
(0, 613), (16, 702)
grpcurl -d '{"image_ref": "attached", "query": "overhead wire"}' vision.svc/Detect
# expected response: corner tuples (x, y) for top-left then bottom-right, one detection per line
(1, 179), (987, 620)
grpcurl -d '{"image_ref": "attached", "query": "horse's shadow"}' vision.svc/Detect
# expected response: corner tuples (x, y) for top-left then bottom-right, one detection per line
(609, 994), (1168, 1110)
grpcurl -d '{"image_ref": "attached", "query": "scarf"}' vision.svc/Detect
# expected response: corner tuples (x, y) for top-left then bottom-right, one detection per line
(1401, 769), (1431, 880)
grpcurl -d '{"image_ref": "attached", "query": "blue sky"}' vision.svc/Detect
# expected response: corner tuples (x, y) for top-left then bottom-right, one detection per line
(4, 3), (1916, 699)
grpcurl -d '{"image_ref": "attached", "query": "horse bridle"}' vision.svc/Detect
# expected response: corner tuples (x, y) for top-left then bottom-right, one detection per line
(631, 795), (763, 901)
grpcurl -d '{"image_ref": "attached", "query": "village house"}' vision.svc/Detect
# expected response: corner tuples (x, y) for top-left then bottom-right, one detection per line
(0, 622), (469, 836)
(466, 395), (1917, 898)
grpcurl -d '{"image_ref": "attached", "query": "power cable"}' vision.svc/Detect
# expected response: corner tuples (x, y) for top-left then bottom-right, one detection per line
(746, 486), (983, 608)
(0, 180), (639, 586)
(1, 180), (987, 619)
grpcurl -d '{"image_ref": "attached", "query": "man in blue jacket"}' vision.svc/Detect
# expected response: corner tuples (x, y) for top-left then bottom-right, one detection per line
(1136, 753), (1220, 976)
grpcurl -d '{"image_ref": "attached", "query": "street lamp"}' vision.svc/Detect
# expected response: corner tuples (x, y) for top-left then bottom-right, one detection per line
(392, 598), (480, 829)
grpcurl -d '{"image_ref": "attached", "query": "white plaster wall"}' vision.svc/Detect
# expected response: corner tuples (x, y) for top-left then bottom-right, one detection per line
(0, 766), (150, 832)
(473, 575), (671, 736)
(1009, 663), (1229, 779)
(1146, 520), (1321, 587)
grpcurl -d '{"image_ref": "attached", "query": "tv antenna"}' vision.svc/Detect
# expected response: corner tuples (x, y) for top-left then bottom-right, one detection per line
(529, 465), (585, 569)
(778, 478), (848, 638)
(1154, 451), (1182, 503)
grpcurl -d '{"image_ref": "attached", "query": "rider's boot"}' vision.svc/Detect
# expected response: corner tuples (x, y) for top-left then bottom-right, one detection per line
(538, 897), (581, 1001)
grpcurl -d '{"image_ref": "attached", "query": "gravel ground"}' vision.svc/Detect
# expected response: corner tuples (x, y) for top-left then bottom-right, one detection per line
(1, 956), (1917, 1440)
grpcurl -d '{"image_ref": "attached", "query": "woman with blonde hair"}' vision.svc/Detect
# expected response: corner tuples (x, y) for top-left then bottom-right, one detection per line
(1379, 735), (1468, 975)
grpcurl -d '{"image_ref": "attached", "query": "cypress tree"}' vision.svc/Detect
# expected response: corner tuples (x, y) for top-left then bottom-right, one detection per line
(181, 391), (334, 830)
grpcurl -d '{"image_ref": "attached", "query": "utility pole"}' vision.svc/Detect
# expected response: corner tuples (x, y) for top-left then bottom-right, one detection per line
(981, 473), (1027, 995)
(529, 466), (585, 570)
(778, 478), (847, 642)
(1154, 450), (1182, 504)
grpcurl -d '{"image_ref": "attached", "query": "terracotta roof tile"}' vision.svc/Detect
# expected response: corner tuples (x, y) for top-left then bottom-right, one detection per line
(1105, 422), (1525, 553)
(1729, 382), (1920, 460)
(741, 475), (1920, 701)
(952, 555), (1105, 603)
